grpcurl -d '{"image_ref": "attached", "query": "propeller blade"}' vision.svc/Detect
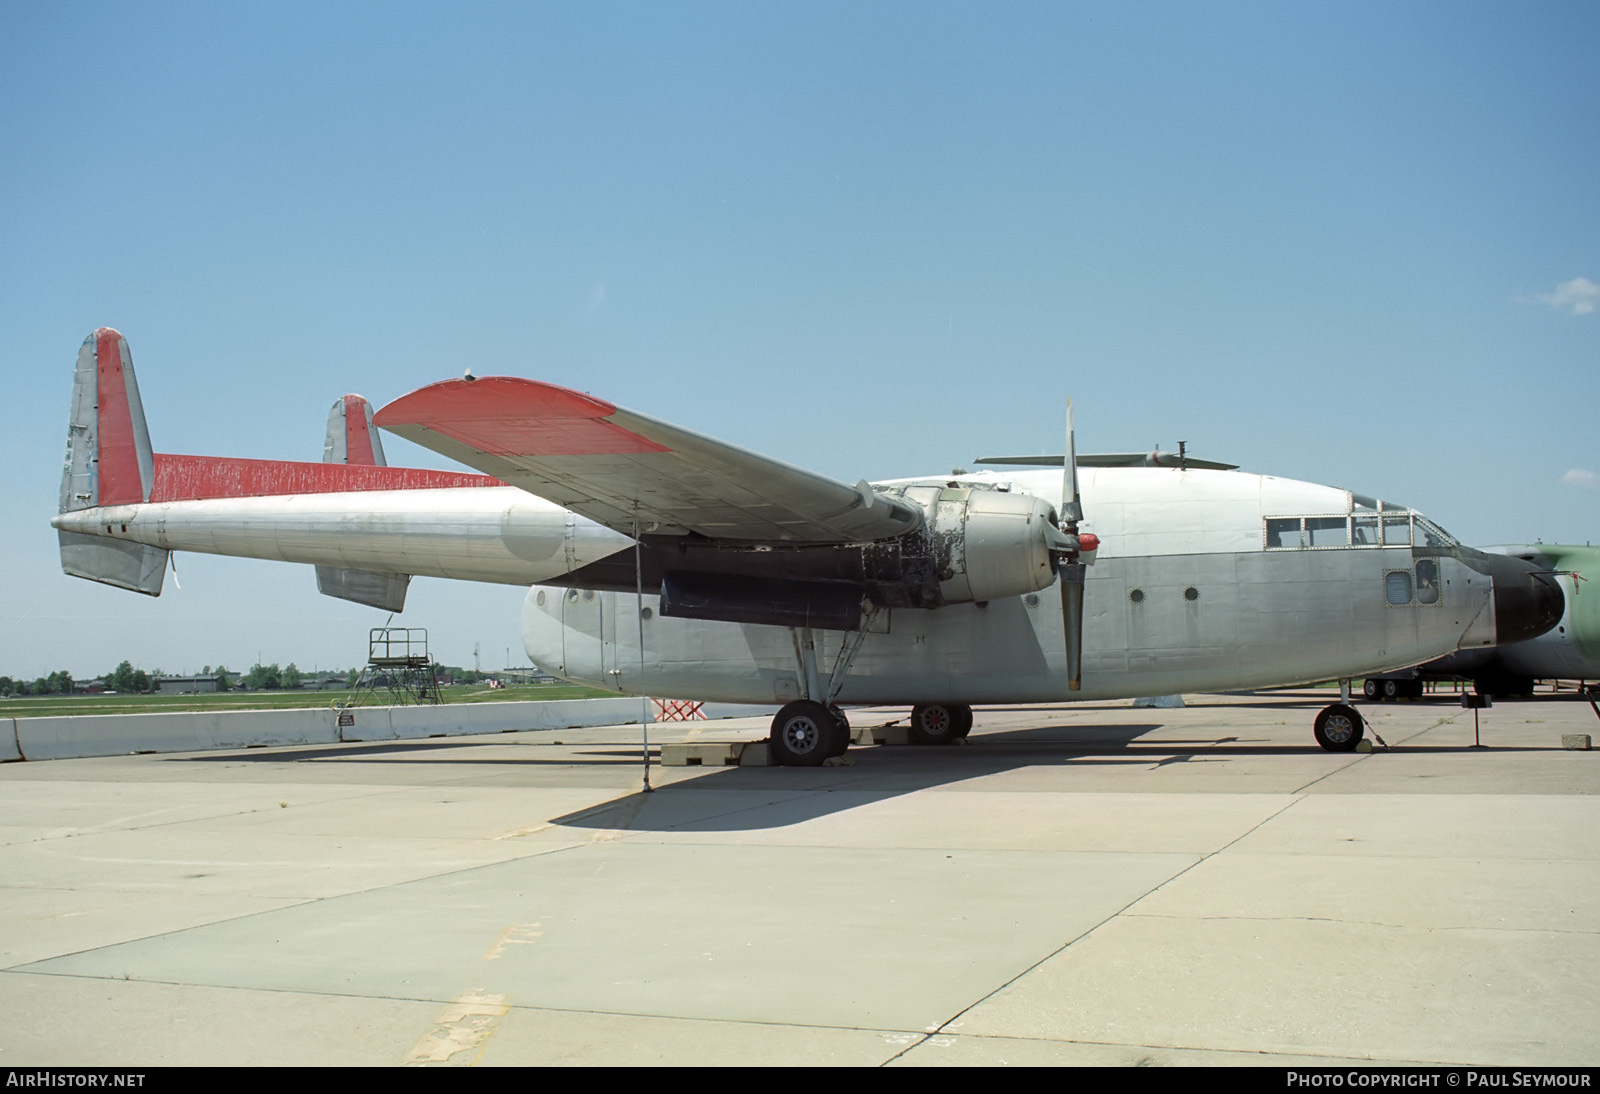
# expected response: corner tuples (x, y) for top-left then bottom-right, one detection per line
(1060, 561), (1085, 691)
(1061, 400), (1082, 526)
(1059, 401), (1085, 691)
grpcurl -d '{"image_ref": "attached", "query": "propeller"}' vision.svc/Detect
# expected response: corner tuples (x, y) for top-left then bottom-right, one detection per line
(1052, 401), (1099, 691)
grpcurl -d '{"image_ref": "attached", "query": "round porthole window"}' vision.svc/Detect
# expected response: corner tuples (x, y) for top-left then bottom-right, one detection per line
(640, 606), (653, 620)
(1184, 586), (1199, 601)
(536, 590), (547, 606)
(1129, 589), (1145, 603)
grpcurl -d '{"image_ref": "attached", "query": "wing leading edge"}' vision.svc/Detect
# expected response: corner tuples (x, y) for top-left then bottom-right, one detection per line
(375, 377), (923, 543)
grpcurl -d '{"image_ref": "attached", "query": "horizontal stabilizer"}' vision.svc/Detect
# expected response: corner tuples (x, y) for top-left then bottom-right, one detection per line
(315, 566), (409, 611)
(58, 529), (167, 596)
(316, 393), (411, 611)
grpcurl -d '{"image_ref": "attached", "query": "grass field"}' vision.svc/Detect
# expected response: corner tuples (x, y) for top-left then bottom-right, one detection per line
(0, 682), (618, 719)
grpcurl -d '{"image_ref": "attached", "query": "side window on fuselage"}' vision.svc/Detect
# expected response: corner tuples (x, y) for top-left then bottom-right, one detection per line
(1415, 559), (1440, 604)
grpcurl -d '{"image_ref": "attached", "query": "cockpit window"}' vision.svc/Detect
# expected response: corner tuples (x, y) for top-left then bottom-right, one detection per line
(1265, 510), (1459, 551)
(1305, 517), (1347, 548)
(1266, 518), (1302, 549)
(1415, 517), (1456, 548)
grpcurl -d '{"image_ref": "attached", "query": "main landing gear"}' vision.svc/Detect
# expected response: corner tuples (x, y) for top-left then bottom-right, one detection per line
(769, 700), (853, 766)
(1362, 677), (1424, 701)
(767, 700), (978, 765)
(908, 702), (974, 745)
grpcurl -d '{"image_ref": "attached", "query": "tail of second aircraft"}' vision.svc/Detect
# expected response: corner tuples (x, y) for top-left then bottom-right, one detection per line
(57, 328), (171, 595)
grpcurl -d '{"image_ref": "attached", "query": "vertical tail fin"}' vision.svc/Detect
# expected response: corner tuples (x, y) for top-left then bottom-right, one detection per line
(323, 392), (389, 466)
(57, 329), (170, 595)
(314, 394), (412, 612)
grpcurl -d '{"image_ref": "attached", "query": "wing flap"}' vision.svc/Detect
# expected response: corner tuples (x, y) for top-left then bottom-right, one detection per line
(375, 377), (922, 542)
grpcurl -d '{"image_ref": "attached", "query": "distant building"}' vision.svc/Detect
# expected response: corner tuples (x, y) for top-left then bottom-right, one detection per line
(156, 675), (224, 695)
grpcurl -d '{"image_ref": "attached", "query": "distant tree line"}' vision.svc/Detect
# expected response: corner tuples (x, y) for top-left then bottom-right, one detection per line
(1, 659), (504, 698)
(0, 670), (76, 697)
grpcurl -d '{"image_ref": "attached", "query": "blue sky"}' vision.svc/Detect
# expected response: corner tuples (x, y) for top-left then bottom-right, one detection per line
(2, 1), (1595, 681)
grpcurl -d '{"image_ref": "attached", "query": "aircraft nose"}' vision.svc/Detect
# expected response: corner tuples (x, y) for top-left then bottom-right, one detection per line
(1490, 554), (1565, 646)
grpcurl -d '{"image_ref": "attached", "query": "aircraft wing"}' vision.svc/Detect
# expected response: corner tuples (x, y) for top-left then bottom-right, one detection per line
(375, 377), (924, 542)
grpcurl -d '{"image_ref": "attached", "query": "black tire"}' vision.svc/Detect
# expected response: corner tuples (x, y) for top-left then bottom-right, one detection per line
(909, 703), (965, 745)
(1406, 679), (1426, 700)
(951, 704), (974, 738)
(1362, 679), (1380, 701)
(1313, 703), (1366, 752)
(826, 705), (852, 756)
(1382, 679), (1400, 701)
(769, 701), (842, 766)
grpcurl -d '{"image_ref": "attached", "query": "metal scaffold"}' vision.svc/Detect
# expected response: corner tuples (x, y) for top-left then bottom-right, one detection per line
(347, 628), (441, 706)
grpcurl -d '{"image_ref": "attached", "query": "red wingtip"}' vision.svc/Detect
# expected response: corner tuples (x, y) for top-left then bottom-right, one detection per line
(376, 377), (619, 427)
(376, 377), (668, 457)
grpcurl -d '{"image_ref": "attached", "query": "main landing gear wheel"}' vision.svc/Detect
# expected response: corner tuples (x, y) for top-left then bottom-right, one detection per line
(909, 702), (973, 745)
(1313, 703), (1366, 752)
(1363, 679), (1380, 701)
(769, 700), (844, 766)
(1382, 679), (1401, 701)
(826, 705), (852, 757)
(952, 704), (974, 739)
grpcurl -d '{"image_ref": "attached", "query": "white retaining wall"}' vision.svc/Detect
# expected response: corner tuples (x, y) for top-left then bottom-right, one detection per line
(6, 698), (675, 762)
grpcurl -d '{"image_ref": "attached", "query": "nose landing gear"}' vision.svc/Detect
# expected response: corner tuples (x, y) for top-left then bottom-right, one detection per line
(1313, 703), (1366, 752)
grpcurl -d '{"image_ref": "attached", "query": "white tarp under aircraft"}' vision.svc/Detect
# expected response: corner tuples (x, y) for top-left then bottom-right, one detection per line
(53, 329), (1564, 764)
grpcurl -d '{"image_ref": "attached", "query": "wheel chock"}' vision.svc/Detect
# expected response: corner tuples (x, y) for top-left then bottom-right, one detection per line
(660, 741), (771, 767)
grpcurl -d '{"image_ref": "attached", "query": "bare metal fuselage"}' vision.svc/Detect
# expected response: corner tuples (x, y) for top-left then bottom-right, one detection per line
(54, 467), (1502, 704)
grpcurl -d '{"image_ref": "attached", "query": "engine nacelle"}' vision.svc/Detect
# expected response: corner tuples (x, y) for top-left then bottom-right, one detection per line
(894, 484), (1060, 606)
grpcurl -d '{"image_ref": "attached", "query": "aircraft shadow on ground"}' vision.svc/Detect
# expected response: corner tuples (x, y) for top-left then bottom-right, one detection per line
(178, 739), (652, 765)
(170, 713), (1565, 834)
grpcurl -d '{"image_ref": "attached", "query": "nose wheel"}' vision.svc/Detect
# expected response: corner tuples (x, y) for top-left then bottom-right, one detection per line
(1313, 703), (1366, 752)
